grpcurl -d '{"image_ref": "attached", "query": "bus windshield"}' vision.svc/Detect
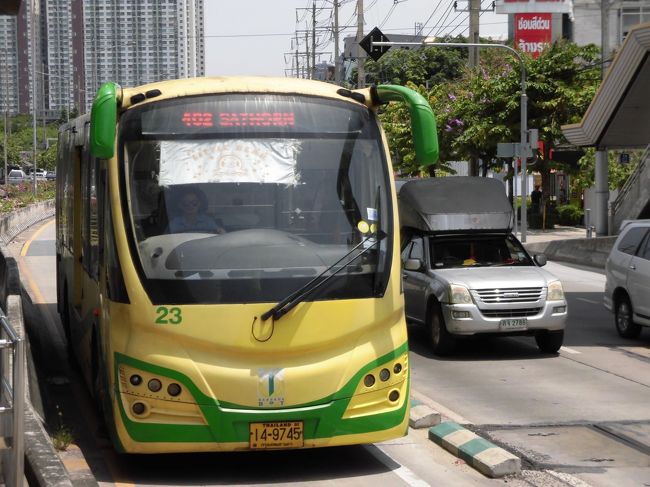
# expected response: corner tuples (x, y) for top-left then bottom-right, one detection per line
(119, 93), (392, 305)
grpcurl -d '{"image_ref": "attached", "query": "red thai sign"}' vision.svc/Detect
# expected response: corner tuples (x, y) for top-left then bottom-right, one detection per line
(514, 13), (552, 58)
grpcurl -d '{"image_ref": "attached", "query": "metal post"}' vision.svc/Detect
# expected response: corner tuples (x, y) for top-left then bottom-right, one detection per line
(30, 0), (37, 196)
(595, 149), (609, 236)
(334, 0), (340, 84)
(3, 37), (8, 188)
(371, 40), (529, 240)
(356, 0), (365, 88)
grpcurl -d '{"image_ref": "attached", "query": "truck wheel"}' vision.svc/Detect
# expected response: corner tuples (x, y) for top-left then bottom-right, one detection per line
(535, 330), (564, 353)
(615, 295), (641, 338)
(428, 301), (455, 356)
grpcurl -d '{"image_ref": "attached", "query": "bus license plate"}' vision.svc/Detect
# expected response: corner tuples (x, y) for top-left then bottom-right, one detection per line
(249, 421), (304, 449)
(499, 318), (528, 330)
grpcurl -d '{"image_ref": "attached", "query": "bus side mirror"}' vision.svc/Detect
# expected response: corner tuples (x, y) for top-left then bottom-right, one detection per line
(534, 254), (547, 267)
(372, 85), (439, 166)
(90, 82), (121, 159)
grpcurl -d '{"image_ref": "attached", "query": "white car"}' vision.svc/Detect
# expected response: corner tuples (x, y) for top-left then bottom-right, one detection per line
(7, 169), (26, 184)
(604, 220), (650, 338)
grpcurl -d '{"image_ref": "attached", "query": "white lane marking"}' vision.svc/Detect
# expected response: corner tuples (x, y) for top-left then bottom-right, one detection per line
(560, 346), (581, 354)
(576, 297), (599, 304)
(365, 444), (432, 487)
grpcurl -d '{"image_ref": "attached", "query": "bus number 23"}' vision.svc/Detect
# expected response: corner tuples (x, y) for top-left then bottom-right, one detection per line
(155, 306), (183, 325)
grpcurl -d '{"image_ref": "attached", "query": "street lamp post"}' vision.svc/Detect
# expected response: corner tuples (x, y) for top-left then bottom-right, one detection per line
(370, 39), (530, 242)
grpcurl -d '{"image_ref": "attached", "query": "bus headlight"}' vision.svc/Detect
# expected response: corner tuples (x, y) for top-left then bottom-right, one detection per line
(547, 280), (565, 301)
(449, 284), (473, 304)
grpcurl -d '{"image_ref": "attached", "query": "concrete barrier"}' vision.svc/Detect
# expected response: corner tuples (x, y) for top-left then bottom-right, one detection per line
(0, 200), (55, 246)
(0, 203), (72, 487)
(524, 236), (616, 269)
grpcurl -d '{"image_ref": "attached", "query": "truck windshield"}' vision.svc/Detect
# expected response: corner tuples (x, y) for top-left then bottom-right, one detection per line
(429, 234), (533, 268)
(119, 93), (392, 305)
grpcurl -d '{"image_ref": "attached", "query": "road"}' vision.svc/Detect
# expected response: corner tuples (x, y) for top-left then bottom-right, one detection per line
(11, 219), (650, 487)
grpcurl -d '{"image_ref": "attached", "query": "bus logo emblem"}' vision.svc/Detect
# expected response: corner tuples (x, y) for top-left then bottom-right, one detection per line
(257, 369), (285, 407)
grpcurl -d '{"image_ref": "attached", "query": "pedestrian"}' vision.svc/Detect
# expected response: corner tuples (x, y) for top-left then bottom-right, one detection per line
(531, 185), (542, 214)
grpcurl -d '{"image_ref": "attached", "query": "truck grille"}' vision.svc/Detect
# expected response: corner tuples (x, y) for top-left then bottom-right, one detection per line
(472, 287), (544, 304)
(481, 307), (543, 318)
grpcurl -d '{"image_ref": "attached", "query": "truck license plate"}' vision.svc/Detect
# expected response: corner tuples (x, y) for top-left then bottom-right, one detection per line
(499, 318), (528, 330)
(249, 421), (304, 449)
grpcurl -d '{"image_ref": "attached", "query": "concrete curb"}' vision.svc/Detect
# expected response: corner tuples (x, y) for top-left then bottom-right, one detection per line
(409, 398), (441, 429)
(524, 236), (616, 269)
(428, 422), (521, 478)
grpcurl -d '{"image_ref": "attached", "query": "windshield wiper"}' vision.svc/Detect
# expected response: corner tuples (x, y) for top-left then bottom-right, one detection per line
(261, 231), (387, 322)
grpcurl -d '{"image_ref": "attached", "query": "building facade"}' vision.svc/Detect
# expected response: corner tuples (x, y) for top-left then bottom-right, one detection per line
(0, 0), (205, 117)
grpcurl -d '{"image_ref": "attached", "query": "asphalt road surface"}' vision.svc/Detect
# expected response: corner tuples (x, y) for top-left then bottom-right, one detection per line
(12, 219), (650, 487)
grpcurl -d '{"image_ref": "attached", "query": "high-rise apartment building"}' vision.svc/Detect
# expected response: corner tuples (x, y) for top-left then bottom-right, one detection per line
(0, 0), (205, 117)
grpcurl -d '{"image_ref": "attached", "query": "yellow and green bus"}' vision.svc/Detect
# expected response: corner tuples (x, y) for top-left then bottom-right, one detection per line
(55, 77), (438, 453)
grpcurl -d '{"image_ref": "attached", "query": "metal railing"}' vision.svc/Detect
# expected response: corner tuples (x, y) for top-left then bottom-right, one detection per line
(0, 304), (24, 487)
(610, 144), (650, 217)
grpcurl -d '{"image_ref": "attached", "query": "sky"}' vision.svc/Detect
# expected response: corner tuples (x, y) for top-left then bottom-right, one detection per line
(203, 0), (510, 77)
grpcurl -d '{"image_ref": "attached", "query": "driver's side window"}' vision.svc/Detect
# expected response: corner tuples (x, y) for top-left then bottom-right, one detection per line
(402, 237), (424, 264)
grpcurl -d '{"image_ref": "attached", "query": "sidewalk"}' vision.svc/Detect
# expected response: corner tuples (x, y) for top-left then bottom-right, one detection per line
(517, 225), (589, 244)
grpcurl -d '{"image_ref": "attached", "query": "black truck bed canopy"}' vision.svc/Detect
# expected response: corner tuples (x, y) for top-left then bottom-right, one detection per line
(398, 176), (513, 233)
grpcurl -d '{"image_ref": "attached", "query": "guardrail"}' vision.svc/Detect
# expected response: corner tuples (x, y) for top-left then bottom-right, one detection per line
(610, 145), (650, 229)
(0, 302), (24, 487)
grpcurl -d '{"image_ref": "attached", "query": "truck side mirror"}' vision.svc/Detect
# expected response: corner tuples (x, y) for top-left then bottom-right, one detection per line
(534, 254), (547, 267)
(404, 258), (423, 271)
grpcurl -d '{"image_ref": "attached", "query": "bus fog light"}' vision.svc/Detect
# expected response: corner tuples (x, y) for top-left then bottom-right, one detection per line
(132, 402), (146, 415)
(553, 306), (566, 313)
(379, 368), (390, 382)
(388, 390), (400, 402)
(393, 363), (402, 374)
(451, 310), (470, 319)
(364, 374), (375, 387)
(167, 383), (182, 397)
(148, 378), (162, 392)
(129, 374), (142, 386)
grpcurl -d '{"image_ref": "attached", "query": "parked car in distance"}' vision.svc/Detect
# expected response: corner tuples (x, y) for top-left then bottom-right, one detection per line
(7, 169), (26, 184)
(604, 219), (650, 338)
(399, 177), (568, 355)
(45, 171), (56, 181)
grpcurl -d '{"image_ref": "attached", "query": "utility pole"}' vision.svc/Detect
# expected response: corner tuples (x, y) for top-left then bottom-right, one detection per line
(601, 0), (611, 79)
(305, 31), (310, 78)
(312, 1), (316, 79)
(469, 0), (480, 68)
(4, 36), (8, 187)
(294, 33), (301, 78)
(334, 0), (341, 84)
(356, 0), (365, 88)
(30, 0), (37, 195)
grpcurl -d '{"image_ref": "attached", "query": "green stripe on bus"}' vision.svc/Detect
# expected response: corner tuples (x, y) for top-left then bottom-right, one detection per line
(114, 341), (409, 444)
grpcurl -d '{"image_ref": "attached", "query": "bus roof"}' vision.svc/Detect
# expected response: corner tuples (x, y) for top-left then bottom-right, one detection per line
(120, 76), (367, 110)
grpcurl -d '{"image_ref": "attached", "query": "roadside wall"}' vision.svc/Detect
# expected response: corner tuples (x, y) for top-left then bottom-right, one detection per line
(524, 236), (617, 269)
(0, 200), (73, 487)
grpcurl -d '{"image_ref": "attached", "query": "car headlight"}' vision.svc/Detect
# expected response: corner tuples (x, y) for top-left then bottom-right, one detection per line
(449, 284), (473, 304)
(547, 280), (565, 301)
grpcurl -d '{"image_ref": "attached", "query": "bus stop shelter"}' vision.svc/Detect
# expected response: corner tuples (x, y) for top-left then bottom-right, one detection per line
(562, 22), (650, 235)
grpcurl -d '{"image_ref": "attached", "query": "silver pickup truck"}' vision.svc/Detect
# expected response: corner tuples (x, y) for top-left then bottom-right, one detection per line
(399, 177), (568, 355)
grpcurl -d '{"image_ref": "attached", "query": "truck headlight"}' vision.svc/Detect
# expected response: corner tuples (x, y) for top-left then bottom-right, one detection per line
(449, 284), (473, 304)
(547, 280), (565, 301)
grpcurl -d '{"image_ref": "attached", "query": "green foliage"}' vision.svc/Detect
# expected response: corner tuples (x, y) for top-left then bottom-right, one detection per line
(372, 38), (601, 180)
(0, 180), (55, 213)
(0, 115), (59, 170)
(555, 203), (584, 225)
(572, 148), (642, 193)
